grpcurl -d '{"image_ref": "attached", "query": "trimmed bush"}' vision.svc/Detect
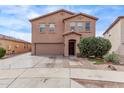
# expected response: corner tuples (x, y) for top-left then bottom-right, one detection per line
(0, 48), (6, 58)
(104, 52), (119, 64)
(78, 37), (111, 58)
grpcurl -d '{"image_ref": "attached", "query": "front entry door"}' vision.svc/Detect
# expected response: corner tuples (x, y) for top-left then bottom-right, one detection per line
(69, 40), (76, 55)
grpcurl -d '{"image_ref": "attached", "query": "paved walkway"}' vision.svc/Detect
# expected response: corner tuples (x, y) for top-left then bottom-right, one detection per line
(0, 53), (124, 88)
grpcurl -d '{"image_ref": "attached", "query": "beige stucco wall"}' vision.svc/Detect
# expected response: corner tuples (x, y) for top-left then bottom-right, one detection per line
(64, 15), (96, 37)
(31, 11), (73, 44)
(104, 20), (121, 54)
(0, 39), (9, 52)
(120, 19), (124, 43)
(117, 19), (124, 55)
(0, 39), (31, 55)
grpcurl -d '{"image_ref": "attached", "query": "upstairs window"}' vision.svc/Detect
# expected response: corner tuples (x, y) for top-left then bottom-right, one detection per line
(40, 24), (45, 32)
(77, 22), (83, 31)
(49, 23), (55, 32)
(85, 21), (90, 31)
(70, 22), (76, 31)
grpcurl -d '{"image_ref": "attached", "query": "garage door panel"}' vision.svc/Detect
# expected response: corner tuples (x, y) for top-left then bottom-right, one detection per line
(36, 43), (64, 55)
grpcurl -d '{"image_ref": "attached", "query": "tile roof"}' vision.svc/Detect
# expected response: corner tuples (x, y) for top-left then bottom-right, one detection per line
(29, 9), (98, 22)
(63, 13), (98, 21)
(0, 34), (31, 44)
(63, 31), (82, 36)
(29, 9), (75, 22)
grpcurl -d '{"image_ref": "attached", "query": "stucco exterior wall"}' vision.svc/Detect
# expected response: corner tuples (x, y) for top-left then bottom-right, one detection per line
(31, 11), (73, 44)
(104, 20), (121, 54)
(0, 39), (10, 52)
(0, 39), (31, 55)
(117, 19), (124, 55)
(64, 15), (96, 37)
(120, 19), (124, 44)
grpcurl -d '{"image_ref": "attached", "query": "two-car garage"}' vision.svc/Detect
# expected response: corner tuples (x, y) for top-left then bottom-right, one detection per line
(34, 43), (64, 55)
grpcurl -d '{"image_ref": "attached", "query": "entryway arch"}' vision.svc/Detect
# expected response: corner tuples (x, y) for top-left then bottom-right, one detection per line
(63, 31), (81, 56)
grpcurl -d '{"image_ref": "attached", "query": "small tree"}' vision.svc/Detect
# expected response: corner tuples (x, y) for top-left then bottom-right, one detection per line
(0, 48), (6, 58)
(78, 37), (111, 58)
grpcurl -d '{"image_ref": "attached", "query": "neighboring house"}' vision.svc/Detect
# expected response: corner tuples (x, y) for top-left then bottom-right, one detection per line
(30, 9), (98, 56)
(103, 16), (124, 56)
(0, 34), (31, 55)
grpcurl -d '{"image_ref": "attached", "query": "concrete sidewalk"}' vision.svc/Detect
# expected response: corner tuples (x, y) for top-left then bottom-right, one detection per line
(71, 68), (124, 83)
(0, 53), (124, 87)
(0, 68), (124, 87)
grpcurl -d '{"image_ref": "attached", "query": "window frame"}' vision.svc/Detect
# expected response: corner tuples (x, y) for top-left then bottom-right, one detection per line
(70, 22), (76, 32)
(39, 23), (46, 32)
(77, 22), (83, 32)
(85, 21), (90, 31)
(49, 23), (56, 32)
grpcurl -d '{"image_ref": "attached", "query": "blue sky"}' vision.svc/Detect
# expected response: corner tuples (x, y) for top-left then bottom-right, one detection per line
(0, 5), (124, 42)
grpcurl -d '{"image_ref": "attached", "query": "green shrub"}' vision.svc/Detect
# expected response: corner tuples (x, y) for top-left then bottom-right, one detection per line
(78, 37), (111, 58)
(104, 52), (119, 64)
(0, 48), (6, 58)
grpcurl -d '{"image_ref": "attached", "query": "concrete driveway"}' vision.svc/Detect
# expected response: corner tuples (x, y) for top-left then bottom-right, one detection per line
(0, 53), (124, 88)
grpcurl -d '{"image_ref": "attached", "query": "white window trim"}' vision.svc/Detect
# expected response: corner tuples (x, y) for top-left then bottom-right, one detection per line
(77, 22), (83, 31)
(49, 23), (56, 32)
(39, 23), (46, 32)
(85, 21), (90, 31)
(70, 22), (76, 31)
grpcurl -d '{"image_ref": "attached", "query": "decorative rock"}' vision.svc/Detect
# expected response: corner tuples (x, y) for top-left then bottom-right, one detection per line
(108, 65), (117, 71)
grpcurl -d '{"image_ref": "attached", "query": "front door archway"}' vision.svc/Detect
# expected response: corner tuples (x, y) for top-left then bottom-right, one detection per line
(69, 39), (76, 56)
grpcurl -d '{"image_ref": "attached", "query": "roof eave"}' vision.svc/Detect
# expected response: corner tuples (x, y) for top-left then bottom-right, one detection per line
(63, 32), (82, 36)
(63, 13), (98, 22)
(103, 16), (124, 35)
(29, 9), (75, 22)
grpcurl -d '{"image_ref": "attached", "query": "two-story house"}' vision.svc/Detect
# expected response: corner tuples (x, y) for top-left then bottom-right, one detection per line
(103, 16), (124, 56)
(30, 9), (98, 56)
